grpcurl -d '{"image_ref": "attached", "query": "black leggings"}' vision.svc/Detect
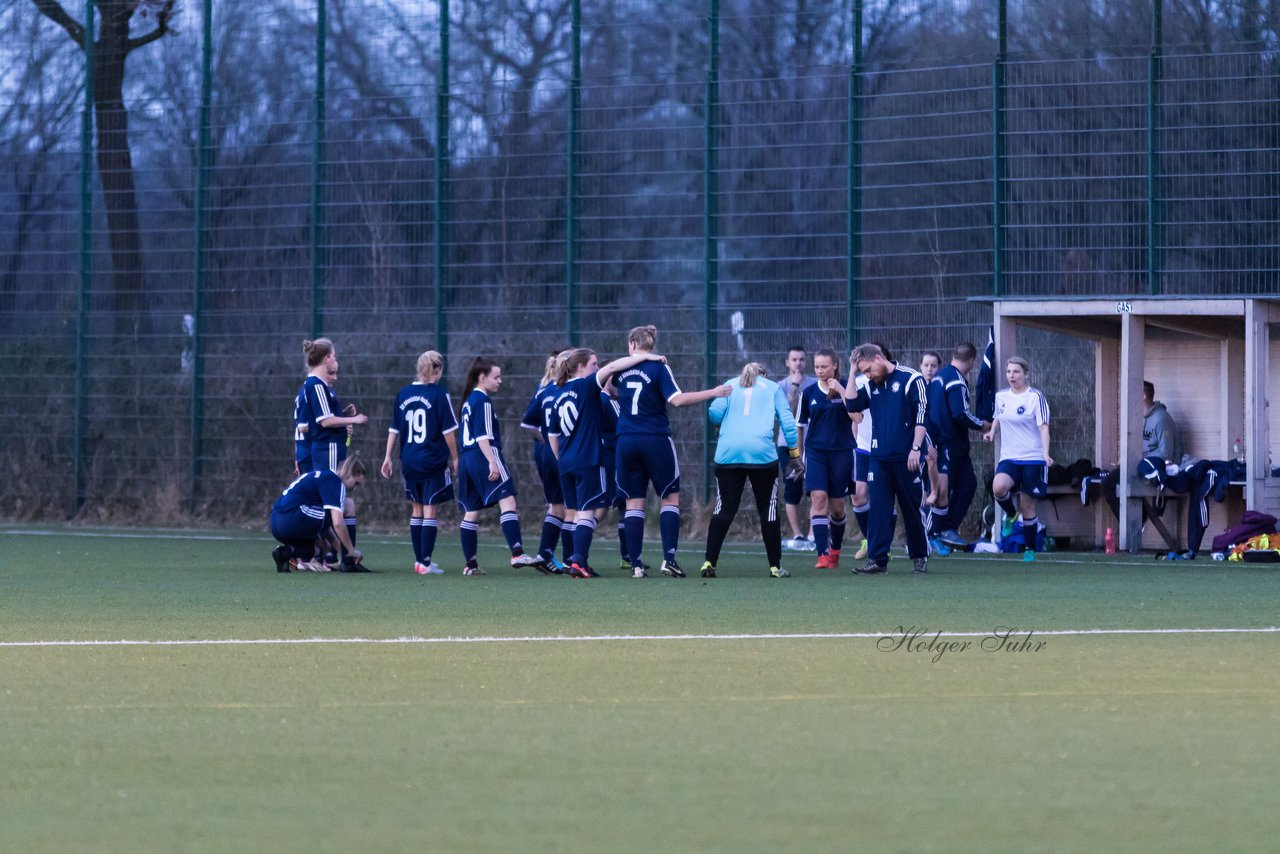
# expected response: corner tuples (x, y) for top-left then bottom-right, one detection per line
(705, 464), (782, 567)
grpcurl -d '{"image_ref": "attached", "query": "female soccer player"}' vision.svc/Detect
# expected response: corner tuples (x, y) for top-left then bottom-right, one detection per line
(984, 356), (1053, 551)
(380, 350), (459, 575)
(456, 357), (545, 575)
(549, 347), (665, 578)
(299, 338), (369, 564)
(520, 349), (572, 572)
(798, 348), (855, 569)
(919, 350), (953, 554)
(700, 362), (802, 579)
(612, 325), (731, 578)
(269, 456), (366, 573)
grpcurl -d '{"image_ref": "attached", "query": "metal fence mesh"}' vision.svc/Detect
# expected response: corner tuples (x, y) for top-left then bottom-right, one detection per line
(1, 0), (1277, 532)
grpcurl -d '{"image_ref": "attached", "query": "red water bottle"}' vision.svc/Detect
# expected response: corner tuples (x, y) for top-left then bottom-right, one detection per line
(1104, 527), (1116, 555)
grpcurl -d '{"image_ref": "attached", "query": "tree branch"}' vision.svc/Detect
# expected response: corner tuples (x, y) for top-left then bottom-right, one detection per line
(125, 0), (175, 52)
(30, 0), (86, 49)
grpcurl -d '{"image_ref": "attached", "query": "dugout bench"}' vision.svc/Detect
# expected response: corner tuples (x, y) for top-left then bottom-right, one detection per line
(987, 296), (1280, 553)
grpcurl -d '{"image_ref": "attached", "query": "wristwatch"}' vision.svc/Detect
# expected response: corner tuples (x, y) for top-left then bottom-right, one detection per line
(911, 445), (921, 451)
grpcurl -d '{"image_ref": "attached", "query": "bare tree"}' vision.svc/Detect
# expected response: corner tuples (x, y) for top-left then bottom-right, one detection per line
(30, 0), (175, 329)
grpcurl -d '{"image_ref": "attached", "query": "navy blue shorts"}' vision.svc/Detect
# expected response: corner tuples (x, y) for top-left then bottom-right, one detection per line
(615, 434), (681, 500)
(996, 460), (1048, 498)
(404, 469), (454, 506)
(269, 509), (329, 552)
(295, 441), (312, 474)
(804, 447), (852, 499)
(928, 439), (951, 476)
(533, 442), (563, 505)
(310, 441), (347, 474)
(778, 446), (804, 505)
(603, 448), (621, 508)
(561, 465), (609, 512)
(854, 449), (871, 482)
(456, 450), (517, 512)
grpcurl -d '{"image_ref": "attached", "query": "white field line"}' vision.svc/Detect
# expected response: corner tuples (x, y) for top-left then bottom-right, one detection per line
(2, 627), (1278, 648)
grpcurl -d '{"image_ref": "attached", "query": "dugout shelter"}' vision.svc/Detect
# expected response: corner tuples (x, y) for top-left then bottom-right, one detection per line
(989, 296), (1280, 553)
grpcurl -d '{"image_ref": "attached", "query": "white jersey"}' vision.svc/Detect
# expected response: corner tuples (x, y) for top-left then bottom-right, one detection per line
(854, 374), (873, 452)
(994, 386), (1049, 463)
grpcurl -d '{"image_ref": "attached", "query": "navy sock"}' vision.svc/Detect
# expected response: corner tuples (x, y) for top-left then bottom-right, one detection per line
(572, 517), (597, 566)
(460, 521), (479, 563)
(561, 522), (576, 562)
(812, 516), (830, 554)
(344, 519), (357, 556)
(410, 517), (424, 562)
(830, 515), (846, 551)
(421, 518), (438, 563)
(659, 505), (680, 562)
(997, 494), (1018, 519)
(851, 503), (870, 539)
(618, 518), (628, 558)
(538, 514), (562, 559)
(624, 510), (645, 565)
(500, 511), (524, 554)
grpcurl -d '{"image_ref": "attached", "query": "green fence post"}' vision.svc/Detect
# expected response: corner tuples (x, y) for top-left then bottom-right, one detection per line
(703, 0), (720, 503)
(566, 0), (581, 346)
(74, 0), (96, 515)
(847, 0), (863, 348)
(435, 0), (450, 366)
(991, 0), (1007, 299)
(310, 0), (327, 337)
(189, 0), (213, 514)
(1148, 0), (1163, 296)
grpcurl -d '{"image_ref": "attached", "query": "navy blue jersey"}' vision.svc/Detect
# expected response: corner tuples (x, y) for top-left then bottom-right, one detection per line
(302, 375), (347, 445)
(613, 361), (682, 437)
(937, 363), (986, 455)
(925, 376), (953, 448)
(388, 382), (458, 478)
(459, 389), (501, 456)
(798, 384), (855, 452)
(600, 390), (620, 453)
(845, 364), (928, 461)
(520, 381), (560, 440)
(272, 469), (345, 518)
(293, 386), (309, 466)
(551, 373), (605, 472)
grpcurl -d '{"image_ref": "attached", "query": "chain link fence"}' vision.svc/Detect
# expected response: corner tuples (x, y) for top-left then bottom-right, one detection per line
(1, 0), (1277, 532)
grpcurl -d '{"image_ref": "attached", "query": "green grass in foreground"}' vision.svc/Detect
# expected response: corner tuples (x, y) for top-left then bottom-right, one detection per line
(2, 526), (1279, 853)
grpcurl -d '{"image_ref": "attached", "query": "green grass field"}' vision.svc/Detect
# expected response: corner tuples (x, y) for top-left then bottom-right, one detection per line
(3, 526), (1279, 853)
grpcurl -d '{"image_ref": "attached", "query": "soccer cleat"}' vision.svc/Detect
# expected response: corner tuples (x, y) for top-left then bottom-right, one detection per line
(619, 557), (633, 572)
(298, 559), (329, 573)
(829, 549), (840, 566)
(853, 559), (887, 575)
(912, 557), (929, 575)
(569, 562), (596, 579)
(929, 538), (953, 557)
(815, 552), (838, 569)
(632, 565), (647, 578)
(660, 559), (686, 578)
(769, 566), (790, 578)
(462, 562), (485, 576)
(854, 538), (869, 560)
(510, 552), (544, 569)
(414, 561), (444, 575)
(699, 561), (716, 578)
(546, 555), (569, 574)
(938, 529), (970, 549)
(272, 546), (291, 573)
(339, 557), (374, 573)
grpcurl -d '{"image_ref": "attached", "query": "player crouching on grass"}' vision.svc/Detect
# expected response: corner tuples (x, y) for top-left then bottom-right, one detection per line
(270, 456), (369, 573)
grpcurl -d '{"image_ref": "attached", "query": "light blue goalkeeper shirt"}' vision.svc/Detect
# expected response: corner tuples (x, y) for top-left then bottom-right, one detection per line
(708, 376), (798, 466)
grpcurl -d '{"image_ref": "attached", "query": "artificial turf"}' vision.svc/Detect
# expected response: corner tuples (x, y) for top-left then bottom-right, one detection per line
(2, 526), (1279, 853)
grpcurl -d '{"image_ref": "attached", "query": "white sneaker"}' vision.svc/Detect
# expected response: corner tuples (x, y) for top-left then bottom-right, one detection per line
(632, 566), (647, 578)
